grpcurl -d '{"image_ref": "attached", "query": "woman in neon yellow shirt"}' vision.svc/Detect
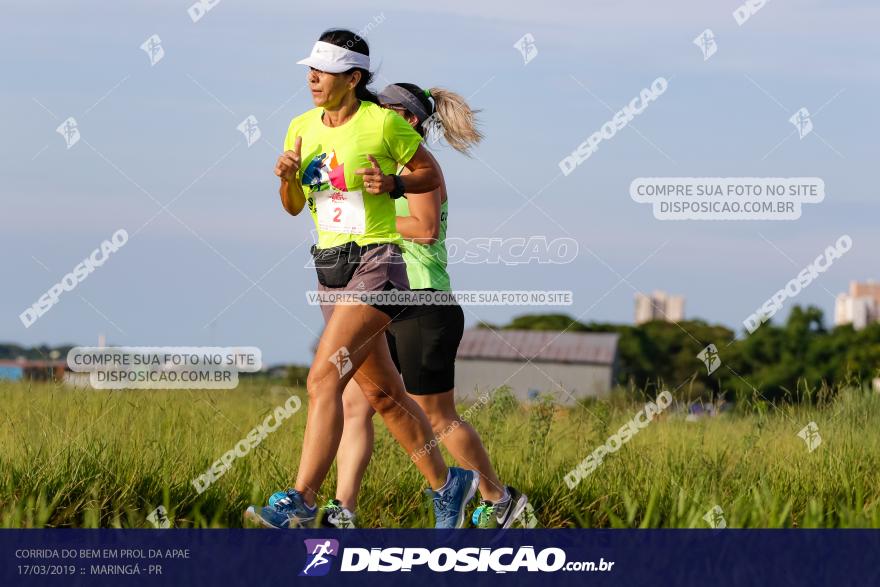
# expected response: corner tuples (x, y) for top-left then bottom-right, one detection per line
(320, 83), (529, 529)
(245, 29), (479, 529)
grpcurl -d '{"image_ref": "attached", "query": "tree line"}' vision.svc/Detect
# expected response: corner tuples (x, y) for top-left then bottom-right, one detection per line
(479, 306), (880, 403)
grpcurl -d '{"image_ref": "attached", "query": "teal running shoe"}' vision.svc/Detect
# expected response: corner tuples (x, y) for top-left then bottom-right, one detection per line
(472, 486), (529, 529)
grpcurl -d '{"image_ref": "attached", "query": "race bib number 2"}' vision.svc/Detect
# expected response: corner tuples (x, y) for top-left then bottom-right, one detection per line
(314, 189), (366, 235)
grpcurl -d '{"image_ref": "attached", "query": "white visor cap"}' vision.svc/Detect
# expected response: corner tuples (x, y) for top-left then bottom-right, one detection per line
(297, 41), (370, 74)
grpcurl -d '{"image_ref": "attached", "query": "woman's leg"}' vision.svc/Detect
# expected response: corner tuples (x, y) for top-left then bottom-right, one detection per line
(412, 390), (506, 502)
(335, 379), (376, 511)
(348, 329), (448, 488)
(391, 305), (503, 502)
(294, 302), (447, 506)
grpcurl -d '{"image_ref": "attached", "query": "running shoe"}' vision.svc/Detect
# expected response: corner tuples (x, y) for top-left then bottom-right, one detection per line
(267, 490), (289, 508)
(471, 486), (529, 529)
(318, 499), (357, 529)
(432, 467), (480, 529)
(243, 489), (316, 529)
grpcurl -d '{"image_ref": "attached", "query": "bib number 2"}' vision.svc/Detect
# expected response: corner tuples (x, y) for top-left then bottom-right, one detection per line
(314, 189), (366, 234)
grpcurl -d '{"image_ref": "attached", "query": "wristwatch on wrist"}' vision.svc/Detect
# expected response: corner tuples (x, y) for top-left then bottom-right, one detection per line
(389, 174), (406, 199)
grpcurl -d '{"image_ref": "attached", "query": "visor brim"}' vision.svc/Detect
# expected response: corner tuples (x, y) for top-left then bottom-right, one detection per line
(296, 57), (355, 74)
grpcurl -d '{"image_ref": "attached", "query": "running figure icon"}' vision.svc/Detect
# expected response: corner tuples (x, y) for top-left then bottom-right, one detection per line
(300, 539), (339, 577)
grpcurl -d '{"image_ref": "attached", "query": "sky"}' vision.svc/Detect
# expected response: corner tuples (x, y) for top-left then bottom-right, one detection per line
(1, 0), (877, 364)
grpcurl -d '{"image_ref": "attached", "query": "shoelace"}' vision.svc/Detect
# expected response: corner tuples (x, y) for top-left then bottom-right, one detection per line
(435, 488), (455, 509)
(323, 500), (343, 515)
(274, 490), (300, 511)
(426, 487), (455, 515)
(474, 502), (496, 526)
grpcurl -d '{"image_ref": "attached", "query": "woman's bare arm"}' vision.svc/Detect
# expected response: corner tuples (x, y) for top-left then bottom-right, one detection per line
(275, 137), (306, 216)
(397, 189), (441, 245)
(398, 145), (441, 194)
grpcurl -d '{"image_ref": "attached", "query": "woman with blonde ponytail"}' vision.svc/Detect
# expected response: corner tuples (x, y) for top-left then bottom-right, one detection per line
(310, 82), (530, 530)
(420, 86), (484, 154)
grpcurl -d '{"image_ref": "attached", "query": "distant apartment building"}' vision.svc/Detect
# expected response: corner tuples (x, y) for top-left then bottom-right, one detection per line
(635, 290), (685, 325)
(835, 281), (880, 330)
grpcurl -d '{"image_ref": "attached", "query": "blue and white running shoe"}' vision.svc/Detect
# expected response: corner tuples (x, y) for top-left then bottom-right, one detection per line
(267, 490), (288, 508)
(433, 467), (480, 529)
(244, 489), (316, 529)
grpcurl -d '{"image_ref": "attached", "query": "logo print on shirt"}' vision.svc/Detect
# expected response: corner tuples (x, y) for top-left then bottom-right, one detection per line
(302, 150), (347, 191)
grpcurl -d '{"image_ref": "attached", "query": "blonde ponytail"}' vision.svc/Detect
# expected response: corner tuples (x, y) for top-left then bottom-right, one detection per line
(427, 87), (483, 156)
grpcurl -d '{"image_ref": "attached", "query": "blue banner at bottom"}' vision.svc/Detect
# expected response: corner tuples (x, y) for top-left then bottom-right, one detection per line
(3, 529), (878, 586)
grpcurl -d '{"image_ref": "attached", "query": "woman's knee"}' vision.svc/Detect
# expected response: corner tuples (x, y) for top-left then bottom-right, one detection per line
(361, 385), (401, 415)
(306, 364), (341, 403)
(343, 386), (375, 419)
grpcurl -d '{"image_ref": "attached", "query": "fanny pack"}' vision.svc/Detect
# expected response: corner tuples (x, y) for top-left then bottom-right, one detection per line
(311, 242), (380, 288)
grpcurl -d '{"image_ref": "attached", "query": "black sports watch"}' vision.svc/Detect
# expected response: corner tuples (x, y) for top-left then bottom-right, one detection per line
(389, 174), (406, 199)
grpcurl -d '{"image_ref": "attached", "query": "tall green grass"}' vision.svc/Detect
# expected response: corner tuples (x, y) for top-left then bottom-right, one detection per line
(1, 380), (878, 528)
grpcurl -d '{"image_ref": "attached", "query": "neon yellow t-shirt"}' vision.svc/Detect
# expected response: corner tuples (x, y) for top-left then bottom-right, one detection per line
(284, 101), (423, 249)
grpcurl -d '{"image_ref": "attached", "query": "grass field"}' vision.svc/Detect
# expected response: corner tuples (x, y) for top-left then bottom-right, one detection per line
(2, 380), (879, 528)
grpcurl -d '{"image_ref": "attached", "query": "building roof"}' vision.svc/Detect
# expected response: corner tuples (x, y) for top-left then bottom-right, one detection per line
(0, 359), (66, 368)
(456, 329), (619, 365)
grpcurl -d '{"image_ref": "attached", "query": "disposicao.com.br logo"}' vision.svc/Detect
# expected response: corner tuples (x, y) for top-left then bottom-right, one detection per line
(300, 539), (339, 577)
(303, 542), (614, 575)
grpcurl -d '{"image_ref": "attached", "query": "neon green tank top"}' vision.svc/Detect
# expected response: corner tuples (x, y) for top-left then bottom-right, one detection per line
(395, 198), (451, 291)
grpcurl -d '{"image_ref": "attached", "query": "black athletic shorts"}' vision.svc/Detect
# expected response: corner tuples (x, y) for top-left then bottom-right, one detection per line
(385, 302), (464, 395)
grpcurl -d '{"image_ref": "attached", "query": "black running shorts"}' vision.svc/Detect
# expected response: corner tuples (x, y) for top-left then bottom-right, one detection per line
(385, 302), (464, 395)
